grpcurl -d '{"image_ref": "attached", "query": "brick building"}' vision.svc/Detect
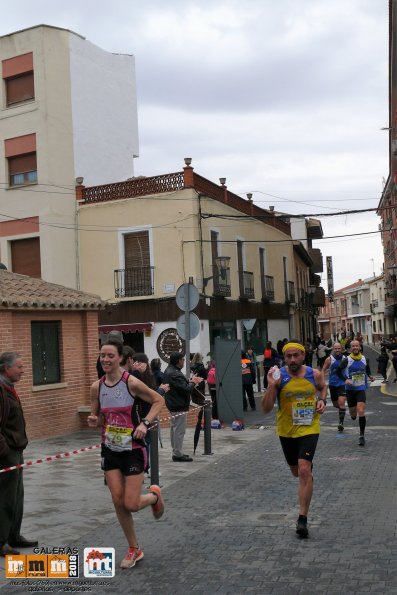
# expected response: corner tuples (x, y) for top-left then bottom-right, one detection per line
(0, 269), (103, 439)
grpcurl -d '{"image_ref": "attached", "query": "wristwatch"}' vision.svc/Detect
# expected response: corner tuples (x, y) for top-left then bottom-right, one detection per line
(141, 418), (151, 428)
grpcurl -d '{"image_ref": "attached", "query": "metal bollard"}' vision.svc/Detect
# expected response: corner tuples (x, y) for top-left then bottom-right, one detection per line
(203, 399), (213, 455)
(149, 422), (160, 486)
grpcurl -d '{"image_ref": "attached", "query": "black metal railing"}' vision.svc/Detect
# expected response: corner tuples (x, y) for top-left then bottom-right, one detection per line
(239, 270), (255, 299)
(285, 280), (295, 304)
(213, 265), (231, 297)
(261, 275), (274, 302)
(114, 266), (154, 297)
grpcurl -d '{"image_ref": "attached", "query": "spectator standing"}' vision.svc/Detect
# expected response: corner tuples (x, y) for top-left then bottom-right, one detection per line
(377, 347), (389, 384)
(262, 342), (280, 389)
(304, 339), (314, 367)
(0, 352), (38, 557)
(150, 358), (165, 389)
(163, 353), (203, 462)
(316, 341), (328, 369)
(191, 353), (207, 398)
(246, 347), (258, 385)
(391, 348), (397, 382)
(241, 350), (256, 411)
(206, 361), (218, 419)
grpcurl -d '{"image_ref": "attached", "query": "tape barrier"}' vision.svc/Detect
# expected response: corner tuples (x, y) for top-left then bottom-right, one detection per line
(0, 404), (207, 474)
(0, 444), (101, 474)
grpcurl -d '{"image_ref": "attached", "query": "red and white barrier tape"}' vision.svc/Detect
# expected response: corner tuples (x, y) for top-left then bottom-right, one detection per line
(0, 444), (101, 475)
(0, 405), (207, 474)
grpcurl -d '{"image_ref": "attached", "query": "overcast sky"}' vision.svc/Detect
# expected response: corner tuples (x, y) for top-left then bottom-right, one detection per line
(1, 0), (389, 290)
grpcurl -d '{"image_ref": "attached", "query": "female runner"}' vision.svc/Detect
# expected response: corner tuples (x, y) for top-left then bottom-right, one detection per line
(88, 339), (165, 569)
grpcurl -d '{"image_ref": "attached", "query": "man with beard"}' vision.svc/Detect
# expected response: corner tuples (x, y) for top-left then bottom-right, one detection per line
(322, 343), (347, 432)
(337, 340), (374, 446)
(261, 341), (327, 538)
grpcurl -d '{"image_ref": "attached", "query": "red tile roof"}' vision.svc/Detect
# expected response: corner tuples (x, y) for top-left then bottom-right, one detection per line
(0, 270), (104, 310)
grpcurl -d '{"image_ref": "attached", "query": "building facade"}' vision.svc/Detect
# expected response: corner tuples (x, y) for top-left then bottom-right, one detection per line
(0, 269), (103, 439)
(0, 25), (139, 288)
(378, 1), (397, 335)
(77, 162), (324, 364)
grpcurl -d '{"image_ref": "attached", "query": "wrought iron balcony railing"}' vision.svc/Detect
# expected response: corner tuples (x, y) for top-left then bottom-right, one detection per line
(239, 270), (255, 300)
(261, 275), (274, 302)
(213, 265), (231, 297)
(285, 280), (295, 304)
(114, 266), (154, 298)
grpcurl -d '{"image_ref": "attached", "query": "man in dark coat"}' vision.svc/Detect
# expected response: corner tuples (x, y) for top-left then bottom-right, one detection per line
(163, 353), (202, 462)
(0, 352), (38, 556)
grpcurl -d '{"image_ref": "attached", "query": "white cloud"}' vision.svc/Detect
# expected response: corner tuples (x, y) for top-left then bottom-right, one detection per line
(0, 0), (389, 288)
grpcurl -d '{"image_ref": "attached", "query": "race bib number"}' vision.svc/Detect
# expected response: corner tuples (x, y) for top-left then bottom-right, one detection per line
(292, 400), (315, 426)
(351, 373), (365, 387)
(105, 425), (132, 452)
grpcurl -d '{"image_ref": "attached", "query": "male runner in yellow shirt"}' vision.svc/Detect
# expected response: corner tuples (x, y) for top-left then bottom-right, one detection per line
(262, 341), (327, 538)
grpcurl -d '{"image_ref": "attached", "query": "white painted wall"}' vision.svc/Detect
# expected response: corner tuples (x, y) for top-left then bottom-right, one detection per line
(290, 218), (308, 249)
(267, 319), (290, 345)
(143, 319), (212, 373)
(69, 34), (139, 185)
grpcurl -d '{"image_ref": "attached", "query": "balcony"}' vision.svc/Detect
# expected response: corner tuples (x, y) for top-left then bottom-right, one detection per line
(312, 286), (325, 307)
(300, 289), (306, 309)
(261, 275), (274, 302)
(239, 270), (255, 300)
(307, 248), (323, 273)
(114, 266), (154, 298)
(213, 265), (231, 297)
(285, 280), (295, 304)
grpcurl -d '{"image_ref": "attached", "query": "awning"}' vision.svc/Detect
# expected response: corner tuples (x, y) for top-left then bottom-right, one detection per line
(99, 322), (153, 333)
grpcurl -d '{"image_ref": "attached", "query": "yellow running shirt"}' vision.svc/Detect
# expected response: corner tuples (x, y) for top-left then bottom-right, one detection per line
(276, 367), (320, 438)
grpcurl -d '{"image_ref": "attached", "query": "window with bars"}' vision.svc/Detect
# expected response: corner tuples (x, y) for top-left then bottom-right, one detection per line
(114, 230), (153, 297)
(31, 321), (61, 386)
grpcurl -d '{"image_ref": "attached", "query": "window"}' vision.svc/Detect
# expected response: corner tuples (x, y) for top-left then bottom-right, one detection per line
(379, 319), (383, 332)
(2, 52), (34, 107)
(373, 321), (376, 332)
(31, 321), (61, 385)
(5, 72), (34, 106)
(8, 152), (37, 186)
(114, 230), (153, 297)
(5, 133), (37, 187)
(11, 237), (41, 278)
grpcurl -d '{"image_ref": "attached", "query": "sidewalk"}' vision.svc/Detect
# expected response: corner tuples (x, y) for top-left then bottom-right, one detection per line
(364, 343), (397, 397)
(1, 388), (396, 594)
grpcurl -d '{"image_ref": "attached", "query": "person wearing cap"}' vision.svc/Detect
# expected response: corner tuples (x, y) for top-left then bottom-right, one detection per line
(261, 340), (327, 538)
(163, 353), (203, 462)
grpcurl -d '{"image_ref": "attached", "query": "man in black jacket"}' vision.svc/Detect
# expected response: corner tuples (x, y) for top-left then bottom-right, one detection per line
(163, 353), (203, 462)
(0, 352), (38, 556)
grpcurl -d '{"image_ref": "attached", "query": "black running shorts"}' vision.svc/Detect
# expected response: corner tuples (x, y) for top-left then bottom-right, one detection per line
(329, 385), (346, 401)
(346, 390), (366, 408)
(101, 444), (145, 476)
(279, 434), (319, 467)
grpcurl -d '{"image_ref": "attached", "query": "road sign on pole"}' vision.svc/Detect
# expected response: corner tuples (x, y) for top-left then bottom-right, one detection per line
(175, 281), (200, 377)
(176, 313), (200, 340)
(176, 283), (199, 311)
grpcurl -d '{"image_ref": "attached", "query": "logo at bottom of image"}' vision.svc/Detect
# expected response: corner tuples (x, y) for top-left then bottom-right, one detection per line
(84, 548), (115, 578)
(5, 554), (79, 578)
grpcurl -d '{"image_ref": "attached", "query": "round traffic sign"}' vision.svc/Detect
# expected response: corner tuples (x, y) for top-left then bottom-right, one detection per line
(175, 283), (199, 311)
(176, 312), (200, 340)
